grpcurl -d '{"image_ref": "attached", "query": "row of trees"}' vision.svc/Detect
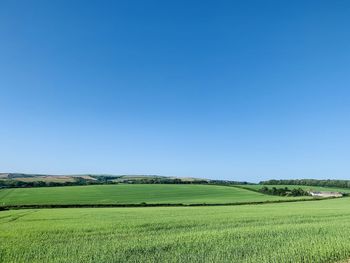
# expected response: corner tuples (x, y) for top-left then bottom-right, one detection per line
(259, 186), (309, 197)
(0, 176), (252, 188)
(209, 180), (252, 185)
(0, 178), (112, 188)
(260, 179), (350, 188)
(106, 178), (250, 185)
(125, 178), (209, 184)
(0, 175), (126, 189)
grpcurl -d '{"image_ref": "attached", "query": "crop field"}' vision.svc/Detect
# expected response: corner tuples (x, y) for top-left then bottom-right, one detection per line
(241, 184), (350, 193)
(1, 197), (350, 263)
(0, 184), (308, 206)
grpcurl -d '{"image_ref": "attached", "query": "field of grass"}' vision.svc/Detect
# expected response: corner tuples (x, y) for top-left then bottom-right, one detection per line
(241, 184), (350, 193)
(0, 184), (307, 206)
(1, 197), (350, 262)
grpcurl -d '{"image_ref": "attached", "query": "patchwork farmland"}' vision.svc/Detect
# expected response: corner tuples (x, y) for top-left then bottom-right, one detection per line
(1, 180), (350, 263)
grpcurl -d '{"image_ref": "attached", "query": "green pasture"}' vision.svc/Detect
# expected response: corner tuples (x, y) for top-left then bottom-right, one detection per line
(0, 184), (304, 206)
(1, 197), (350, 262)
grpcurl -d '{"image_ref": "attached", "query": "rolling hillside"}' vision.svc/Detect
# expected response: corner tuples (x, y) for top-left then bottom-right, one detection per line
(0, 184), (309, 206)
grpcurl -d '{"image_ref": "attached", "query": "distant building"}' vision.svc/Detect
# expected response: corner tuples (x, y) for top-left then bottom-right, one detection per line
(309, 191), (343, 198)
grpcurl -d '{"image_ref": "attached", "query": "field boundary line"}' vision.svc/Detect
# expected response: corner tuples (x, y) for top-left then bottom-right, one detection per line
(0, 196), (343, 211)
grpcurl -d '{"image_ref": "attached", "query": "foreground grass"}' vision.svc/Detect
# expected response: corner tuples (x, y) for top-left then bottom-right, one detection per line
(1, 198), (350, 262)
(0, 184), (306, 206)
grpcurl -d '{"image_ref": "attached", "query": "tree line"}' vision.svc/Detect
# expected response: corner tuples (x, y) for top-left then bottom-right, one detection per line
(259, 186), (309, 197)
(260, 179), (350, 189)
(0, 177), (251, 188)
(0, 178), (111, 188)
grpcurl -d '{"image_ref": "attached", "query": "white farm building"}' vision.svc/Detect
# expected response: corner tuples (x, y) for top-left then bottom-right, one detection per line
(309, 191), (343, 198)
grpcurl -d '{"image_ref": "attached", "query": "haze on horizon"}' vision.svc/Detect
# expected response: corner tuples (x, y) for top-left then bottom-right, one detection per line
(1, 0), (350, 182)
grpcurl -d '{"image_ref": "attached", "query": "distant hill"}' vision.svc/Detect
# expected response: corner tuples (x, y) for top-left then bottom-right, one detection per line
(0, 173), (97, 182)
(0, 173), (251, 188)
(0, 173), (205, 183)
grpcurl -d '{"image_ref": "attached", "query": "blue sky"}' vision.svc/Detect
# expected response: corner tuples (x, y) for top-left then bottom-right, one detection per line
(1, 1), (350, 182)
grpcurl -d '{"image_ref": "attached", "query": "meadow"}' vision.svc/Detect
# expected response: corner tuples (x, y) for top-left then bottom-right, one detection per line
(0, 184), (308, 206)
(1, 197), (350, 263)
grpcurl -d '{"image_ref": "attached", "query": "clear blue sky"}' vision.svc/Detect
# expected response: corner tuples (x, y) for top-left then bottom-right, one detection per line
(1, 1), (350, 182)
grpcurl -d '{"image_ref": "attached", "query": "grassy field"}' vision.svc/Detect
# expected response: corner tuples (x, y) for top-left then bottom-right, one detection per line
(0, 184), (307, 206)
(241, 184), (350, 193)
(1, 197), (350, 262)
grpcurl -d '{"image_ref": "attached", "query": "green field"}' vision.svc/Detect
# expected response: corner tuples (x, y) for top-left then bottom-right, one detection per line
(1, 197), (350, 263)
(1, 184), (348, 262)
(0, 184), (307, 206)
(241, 184), (350, 193)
